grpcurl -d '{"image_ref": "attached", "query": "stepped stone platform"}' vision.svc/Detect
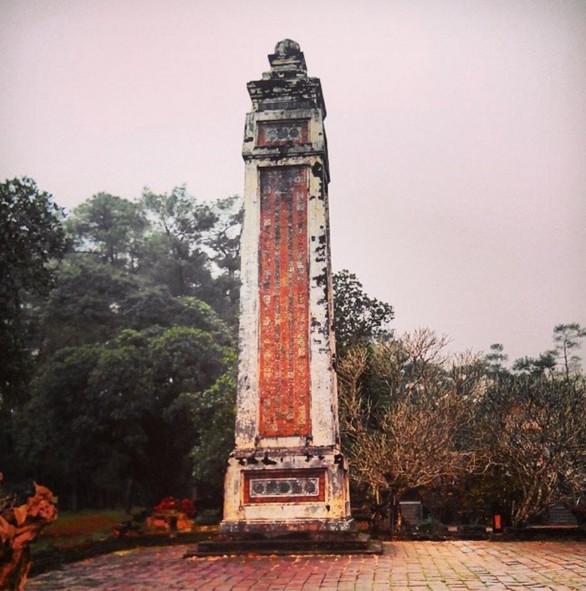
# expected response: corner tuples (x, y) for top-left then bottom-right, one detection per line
(187, 531), (382, 557)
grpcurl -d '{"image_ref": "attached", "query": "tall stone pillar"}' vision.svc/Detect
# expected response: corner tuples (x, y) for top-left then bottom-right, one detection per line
(221, 40), (352, 534)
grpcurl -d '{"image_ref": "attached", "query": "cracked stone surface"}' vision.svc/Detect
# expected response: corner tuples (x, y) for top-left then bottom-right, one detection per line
(27, 541), (586, 590)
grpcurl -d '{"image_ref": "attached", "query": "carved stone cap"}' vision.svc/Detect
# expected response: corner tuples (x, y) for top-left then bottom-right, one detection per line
(275, 39), (300, 57)
(268, 38), (307, 76)
(248, 40), (325, 116)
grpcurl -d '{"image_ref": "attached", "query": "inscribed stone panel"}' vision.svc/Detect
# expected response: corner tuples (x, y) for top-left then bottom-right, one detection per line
(257, 120), (309, 147)
(258, 166), (310, 437)
(244, 470), (325, 504)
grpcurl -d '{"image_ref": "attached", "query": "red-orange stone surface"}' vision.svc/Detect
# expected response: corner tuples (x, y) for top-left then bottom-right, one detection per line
(258, 166), (310, 437)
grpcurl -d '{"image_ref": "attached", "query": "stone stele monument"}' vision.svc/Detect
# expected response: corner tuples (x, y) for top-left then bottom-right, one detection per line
(220, 39), (353, 539)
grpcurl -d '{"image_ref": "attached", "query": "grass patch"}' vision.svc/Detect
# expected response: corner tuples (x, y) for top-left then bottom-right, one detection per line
(36, 510), (130, 550)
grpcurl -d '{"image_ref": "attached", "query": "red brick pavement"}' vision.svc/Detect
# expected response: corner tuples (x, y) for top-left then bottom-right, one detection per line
(27, 541), (586, 591)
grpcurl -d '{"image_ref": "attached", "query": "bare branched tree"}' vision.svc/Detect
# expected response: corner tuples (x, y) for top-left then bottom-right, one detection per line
(338, 329), (486, 510)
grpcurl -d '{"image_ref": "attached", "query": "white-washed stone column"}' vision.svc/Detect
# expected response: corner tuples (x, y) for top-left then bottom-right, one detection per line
(222, 39), (352, 533)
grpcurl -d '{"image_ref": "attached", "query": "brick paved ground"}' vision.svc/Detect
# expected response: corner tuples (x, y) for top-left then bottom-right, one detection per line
(27, 541), (586, 591)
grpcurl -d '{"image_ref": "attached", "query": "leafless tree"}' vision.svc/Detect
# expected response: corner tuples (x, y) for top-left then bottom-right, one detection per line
(338, 330), (486, 509)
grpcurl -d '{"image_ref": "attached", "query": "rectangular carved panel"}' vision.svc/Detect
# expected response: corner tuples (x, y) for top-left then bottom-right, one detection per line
(258, 167), (310, 437)
(258, 120), (309, 147)
(244, 470), (325, 504)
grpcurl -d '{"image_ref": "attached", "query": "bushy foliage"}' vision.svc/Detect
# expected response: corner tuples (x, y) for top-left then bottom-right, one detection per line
(0, 178), (69, 409)
(333, 269), (394, 354)
(2, 181), (240, 510)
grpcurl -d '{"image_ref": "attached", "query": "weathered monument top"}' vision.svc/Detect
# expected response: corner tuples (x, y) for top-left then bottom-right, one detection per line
(266, 38), (307, 76)
(250, 39), (324, 115)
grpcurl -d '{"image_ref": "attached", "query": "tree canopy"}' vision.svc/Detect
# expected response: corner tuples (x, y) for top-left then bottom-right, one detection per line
(2, 175), (584, 530)
(338, 325), (586, 528)
(333, 269), (394, 354)
(1, 180), (240, 508)
(0, 178), (69, 409)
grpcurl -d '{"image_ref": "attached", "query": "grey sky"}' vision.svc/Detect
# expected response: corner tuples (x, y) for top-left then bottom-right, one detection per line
(1, 0), (585, 362)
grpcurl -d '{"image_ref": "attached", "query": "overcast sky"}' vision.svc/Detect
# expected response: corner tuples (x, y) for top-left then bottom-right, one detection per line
(1, 0), (585, 363)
